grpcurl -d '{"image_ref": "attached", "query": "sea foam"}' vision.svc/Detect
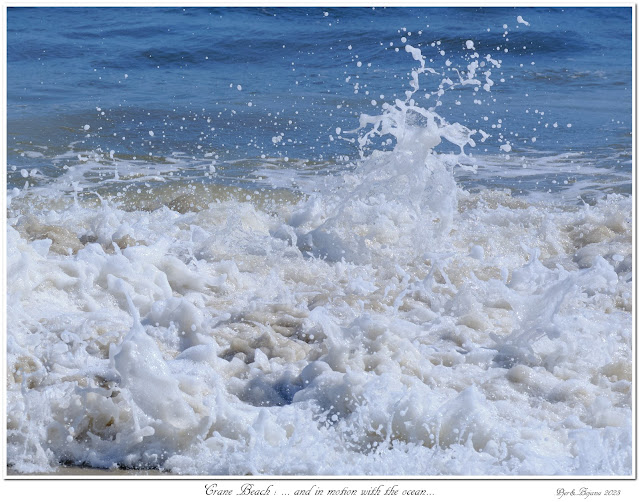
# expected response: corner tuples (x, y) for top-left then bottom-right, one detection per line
(6, 37), (632, 476)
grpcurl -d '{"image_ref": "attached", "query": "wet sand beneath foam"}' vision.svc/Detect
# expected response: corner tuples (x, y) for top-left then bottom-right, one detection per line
(7, 465), (169, 476)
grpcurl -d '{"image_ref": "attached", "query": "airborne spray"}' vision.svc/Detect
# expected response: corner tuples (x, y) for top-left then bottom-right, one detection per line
(7, 8), (632, 475)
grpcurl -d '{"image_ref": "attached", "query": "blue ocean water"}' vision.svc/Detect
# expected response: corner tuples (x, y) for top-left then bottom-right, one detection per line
(7, 7), (633, 196)
(6, 7), (634, 476)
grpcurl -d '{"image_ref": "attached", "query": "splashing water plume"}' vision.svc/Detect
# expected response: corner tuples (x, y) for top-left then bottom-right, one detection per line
(6, 9), (632, 476)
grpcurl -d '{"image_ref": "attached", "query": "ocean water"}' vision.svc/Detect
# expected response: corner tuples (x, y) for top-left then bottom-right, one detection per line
(6, 7), (633, 475)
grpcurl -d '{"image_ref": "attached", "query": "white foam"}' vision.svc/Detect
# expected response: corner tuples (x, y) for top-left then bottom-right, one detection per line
(6, 33), (631, 476)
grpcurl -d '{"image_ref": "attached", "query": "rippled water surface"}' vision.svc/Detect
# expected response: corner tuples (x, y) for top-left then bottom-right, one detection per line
(6, 7), (633, 475)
